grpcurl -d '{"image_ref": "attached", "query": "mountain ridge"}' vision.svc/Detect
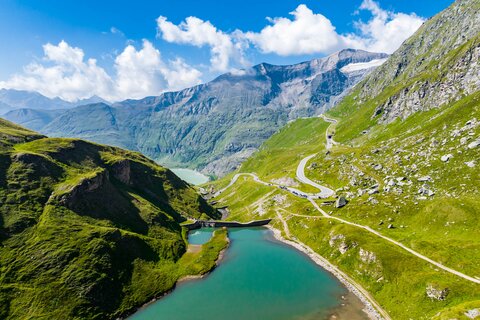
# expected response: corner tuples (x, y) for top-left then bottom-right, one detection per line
(5, 49), (388, 177)
(0, 88), (109, 114)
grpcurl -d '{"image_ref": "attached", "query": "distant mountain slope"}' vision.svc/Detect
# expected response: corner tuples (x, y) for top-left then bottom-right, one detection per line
(12, 49), (387, 177)
(0, 88), (108, 114)
(2, 108), (65, 131)
(0, 118), (225, 319)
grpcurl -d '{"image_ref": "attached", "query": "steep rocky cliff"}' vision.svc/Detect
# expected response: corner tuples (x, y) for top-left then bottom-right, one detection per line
(349, 0), (480, 124)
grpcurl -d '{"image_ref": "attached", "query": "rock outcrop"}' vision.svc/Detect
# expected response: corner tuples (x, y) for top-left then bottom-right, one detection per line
(426, 284), (449, 301)
(355, 0), (480, 124)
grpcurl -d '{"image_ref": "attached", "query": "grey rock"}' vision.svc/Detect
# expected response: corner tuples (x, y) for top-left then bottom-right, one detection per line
(465, 308), (480, 319)
(353, 0), (480, 124)
(468, 139), (480, 149)
(426, 285), (449, 301)
(387, 179), (396, 186)
(359, 248), (377, 263)
(418, 176), (432, 182)
(335, 196), (347, 208)
(465, 161), (476, 168)
(441, 154), (453, 162)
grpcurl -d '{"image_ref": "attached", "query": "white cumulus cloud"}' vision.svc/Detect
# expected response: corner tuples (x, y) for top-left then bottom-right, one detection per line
(244, 1), (424, 55)
(0, 40), (202, 102)
(156, 16), (247, 72)
(244, 5), (342, 56)
(0, 41), (113, 102)
(342, 0), (425, 53)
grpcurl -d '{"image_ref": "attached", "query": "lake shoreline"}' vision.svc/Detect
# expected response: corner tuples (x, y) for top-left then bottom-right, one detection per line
(266, 225), (388, 320)
(120, 229), (230, 319)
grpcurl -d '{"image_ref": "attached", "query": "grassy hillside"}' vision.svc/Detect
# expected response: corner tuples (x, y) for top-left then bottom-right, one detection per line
(0, 118), (226, 319)
(207, 96), (480, 318)
(205, 1), (480, 317)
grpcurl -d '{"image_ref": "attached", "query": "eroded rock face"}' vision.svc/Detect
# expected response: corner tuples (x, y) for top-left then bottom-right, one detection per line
(356, 0), (480, 123)
(329, 233), (356, 254)
(58, 169), (109, 208)
(111, 159), (132, 185)
(426, 284), (449, 301)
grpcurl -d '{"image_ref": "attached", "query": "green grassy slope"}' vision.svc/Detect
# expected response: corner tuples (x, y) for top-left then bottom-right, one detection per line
(207, 98), (480, 318)
(205, 0), (480, 315)
(0, 118), (225, 319)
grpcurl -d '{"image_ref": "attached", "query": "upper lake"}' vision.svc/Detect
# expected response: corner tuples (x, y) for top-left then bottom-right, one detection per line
(170, 168), (209, 185)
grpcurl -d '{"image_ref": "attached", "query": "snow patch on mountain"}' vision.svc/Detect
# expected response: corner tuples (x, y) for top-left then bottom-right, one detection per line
(340, 59), (388, 73)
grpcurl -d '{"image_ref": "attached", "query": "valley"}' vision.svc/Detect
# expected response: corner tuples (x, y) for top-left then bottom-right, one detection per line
(3, 50), (388, 177)
(0, 0), (479, 319)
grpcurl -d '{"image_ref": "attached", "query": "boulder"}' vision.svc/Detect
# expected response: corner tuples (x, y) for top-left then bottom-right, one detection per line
(418, 176), (432, 182)
(465, 161), (476, 168)
(465, 309), (480, 319)
(441, 154), (453, 162)
(426, 285), (449, 301)
(468, 139), (480, 149)
(335, 196), (347, 208)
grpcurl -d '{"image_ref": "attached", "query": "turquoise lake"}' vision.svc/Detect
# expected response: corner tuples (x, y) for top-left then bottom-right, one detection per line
(170, 168), (209, 185)
(130, 227), (357, 320)
(187, 228), (214, 245)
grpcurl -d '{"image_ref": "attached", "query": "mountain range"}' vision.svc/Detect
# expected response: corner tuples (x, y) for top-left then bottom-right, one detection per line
(0, 89), (108, 114)
(3, 49), (388, 177)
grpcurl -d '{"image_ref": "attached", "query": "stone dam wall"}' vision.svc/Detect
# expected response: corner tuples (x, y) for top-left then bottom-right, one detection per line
(183, 219), (272, 230)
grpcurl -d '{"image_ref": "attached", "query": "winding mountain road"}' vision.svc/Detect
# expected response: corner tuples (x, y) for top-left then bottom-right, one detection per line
(296, 154), (335, 198)
(213, 115), (480, 286)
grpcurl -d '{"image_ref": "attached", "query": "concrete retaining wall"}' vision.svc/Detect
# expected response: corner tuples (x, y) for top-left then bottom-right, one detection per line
(183, 219), (272, 230)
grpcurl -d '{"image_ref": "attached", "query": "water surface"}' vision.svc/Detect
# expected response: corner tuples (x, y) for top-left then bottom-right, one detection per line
(170, 168), (209, 185)
(131, 227), (357, 320)
(188, 228), (214, 245)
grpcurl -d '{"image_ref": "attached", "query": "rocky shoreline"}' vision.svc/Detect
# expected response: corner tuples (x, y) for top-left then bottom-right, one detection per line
(266, 226), (389, 320)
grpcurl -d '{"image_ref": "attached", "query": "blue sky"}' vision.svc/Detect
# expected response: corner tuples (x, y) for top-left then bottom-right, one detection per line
(0, 0), (453, 101)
